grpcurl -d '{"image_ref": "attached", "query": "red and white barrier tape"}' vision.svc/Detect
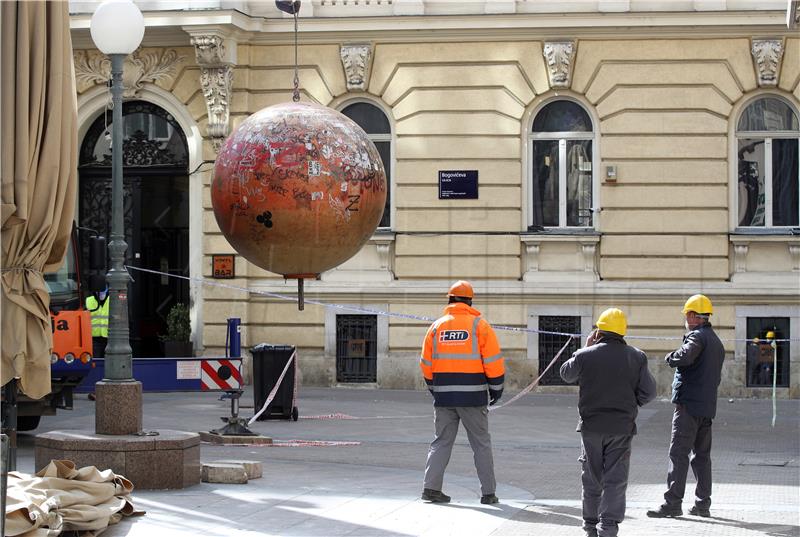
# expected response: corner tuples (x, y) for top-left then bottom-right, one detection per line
(248, 350), (297, 425)
(490, 337), (574, 411)
(264, 439), (361, 447)
(125, 265), (797, 343)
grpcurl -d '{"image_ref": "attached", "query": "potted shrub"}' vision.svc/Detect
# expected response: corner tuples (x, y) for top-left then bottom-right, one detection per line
(160, 302), (193, 357)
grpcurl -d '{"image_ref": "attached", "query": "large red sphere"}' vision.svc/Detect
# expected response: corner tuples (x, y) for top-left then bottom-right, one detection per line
(211, 102), (387, 276)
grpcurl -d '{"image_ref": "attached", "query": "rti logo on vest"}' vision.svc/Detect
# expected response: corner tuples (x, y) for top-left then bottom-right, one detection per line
(439, 330), (469, 343)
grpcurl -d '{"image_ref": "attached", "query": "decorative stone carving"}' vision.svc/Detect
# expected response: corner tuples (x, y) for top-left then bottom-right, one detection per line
(191, 35), (226, 66)
(73, 49), (185, 98)
(751, 39), (783, 87)
(340, 44), (372, 91)
(733, 242), (749, 273)
(199, 66), (234, 151)
(521, 235), (599, 282)
(542, 41), (576, 88)
(790, 1), (800, 30)
(581, 242), (596, 273)
(525, 242), (541, 274)
(789, 245), (800, 272)
(192, 34), (235, 152)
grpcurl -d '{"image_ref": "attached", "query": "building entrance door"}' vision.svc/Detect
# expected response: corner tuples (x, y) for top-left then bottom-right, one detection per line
(78, 101), (190, 357)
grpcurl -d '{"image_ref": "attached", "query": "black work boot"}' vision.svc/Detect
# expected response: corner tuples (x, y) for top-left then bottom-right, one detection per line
(480, 493), (499, 504)
(646, 504), (682, 518)
(421, 488), (451, 503)
(689, 505), (711, 517)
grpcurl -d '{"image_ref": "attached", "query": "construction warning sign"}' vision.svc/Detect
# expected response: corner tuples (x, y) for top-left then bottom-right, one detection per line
(201, 359), (243, 391)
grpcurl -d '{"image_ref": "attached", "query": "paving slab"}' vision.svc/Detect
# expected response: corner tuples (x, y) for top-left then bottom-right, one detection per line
(14, 387), (799, 536)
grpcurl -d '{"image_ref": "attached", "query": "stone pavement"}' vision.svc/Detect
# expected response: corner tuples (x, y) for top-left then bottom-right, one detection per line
(15, 387), (800, 536)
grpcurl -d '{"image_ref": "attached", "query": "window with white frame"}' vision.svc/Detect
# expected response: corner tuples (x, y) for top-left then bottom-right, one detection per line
(736, 96), (799, 228)
(340, 102), (392, 228)
(529, 100), (595, 230)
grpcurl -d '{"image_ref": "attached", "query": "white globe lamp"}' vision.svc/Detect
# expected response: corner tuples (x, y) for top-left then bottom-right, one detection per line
(90, 0), (145, 55)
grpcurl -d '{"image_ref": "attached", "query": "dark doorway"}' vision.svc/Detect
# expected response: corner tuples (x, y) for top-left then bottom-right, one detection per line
(79, 101), (190, 357)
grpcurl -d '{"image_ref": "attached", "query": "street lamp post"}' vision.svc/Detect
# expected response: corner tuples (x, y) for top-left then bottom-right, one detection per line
(90, 0), (145, 434)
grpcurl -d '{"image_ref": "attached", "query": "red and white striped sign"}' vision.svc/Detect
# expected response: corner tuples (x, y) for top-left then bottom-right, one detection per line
(201, 359), (242, 391)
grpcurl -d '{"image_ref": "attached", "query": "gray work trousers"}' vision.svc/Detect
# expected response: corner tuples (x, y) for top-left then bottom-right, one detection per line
(580, 432), (633, 537)
(664, 403), (713, 509)
(423, 406), (496, 496)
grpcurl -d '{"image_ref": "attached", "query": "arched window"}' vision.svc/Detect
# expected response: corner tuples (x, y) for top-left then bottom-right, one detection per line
(341, 102), (392, 228)
(529, 100), (595, 229)
(735, 96), (799, 228)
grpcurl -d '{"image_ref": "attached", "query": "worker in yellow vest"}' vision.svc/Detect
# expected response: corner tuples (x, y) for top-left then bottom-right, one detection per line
(85, 285), (109, 358)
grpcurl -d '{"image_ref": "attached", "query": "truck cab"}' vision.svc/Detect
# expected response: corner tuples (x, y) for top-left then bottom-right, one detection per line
(14, 233), (94, 431)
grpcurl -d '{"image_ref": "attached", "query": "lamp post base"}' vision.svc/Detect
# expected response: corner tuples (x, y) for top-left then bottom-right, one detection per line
(95, 381), (142, 435)
(35, 429), (200, 489)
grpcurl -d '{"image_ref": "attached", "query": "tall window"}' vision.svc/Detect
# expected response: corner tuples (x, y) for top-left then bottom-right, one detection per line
(341, 102), (392, 228)
(530, 100), (594, 229)
(736, 96), (799, 228)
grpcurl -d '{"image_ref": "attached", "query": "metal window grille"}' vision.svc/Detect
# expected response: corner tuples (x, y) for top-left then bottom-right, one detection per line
(336, 315), (378, 383)
(539, 315), (581, 386)
(746, 317), (790, 388)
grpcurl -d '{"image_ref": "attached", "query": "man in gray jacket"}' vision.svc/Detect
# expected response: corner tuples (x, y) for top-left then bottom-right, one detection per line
(647, 294), (725, 519)
(560, 308), (657, 537)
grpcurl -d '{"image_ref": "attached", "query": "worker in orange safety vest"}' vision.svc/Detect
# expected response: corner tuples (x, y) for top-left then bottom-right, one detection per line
(419, 280), (505, 505)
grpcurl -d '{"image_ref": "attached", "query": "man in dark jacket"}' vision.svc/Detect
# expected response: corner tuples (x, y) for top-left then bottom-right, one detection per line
(647, 294), (725, 519)
(560, 308), (657, 537)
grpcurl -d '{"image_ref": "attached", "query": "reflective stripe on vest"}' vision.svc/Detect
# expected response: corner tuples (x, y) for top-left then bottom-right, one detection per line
(431, 384), (488, 392)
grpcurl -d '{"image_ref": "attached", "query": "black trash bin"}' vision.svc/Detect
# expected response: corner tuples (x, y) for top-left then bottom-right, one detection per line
(251, 344), (298, 421)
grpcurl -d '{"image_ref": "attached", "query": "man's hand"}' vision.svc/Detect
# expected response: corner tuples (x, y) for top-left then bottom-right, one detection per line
(489, 393), (501, 406)
(585, 329), (599, 347)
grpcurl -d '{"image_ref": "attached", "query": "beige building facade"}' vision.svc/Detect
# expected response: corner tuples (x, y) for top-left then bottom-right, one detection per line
(69, 1), (800, 397)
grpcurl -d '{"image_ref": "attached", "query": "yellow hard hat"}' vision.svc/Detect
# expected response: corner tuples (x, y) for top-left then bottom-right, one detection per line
(682, 294), (713, 315)
(447, 280), (474, 299)
(596, 308), (627, 336)
(766, 331), (776, 340)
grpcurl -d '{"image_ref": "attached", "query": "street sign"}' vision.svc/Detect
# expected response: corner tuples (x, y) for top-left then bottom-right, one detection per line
(438, 170), (478, 199)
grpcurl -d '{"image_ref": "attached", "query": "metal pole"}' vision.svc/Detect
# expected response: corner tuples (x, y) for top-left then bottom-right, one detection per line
(103, 54), (134, 381)
(1, 432), (8, 537)
(1, 379), (17, 472)
(771, 340), (777, 427)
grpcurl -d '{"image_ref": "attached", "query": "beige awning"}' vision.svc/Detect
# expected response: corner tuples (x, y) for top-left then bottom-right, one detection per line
(5, 460), (142, 536)
(1, 1), (78, 398)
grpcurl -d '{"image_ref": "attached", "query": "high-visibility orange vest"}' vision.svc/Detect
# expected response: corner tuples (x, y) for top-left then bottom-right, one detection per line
(85, 295), (109, 338)
(419, 302), (505, 407)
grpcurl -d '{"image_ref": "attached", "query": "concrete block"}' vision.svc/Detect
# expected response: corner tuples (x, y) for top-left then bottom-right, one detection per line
(202, 463), (248, 484)
(198, 431), (272, 445)
(211, 460), (263, 479)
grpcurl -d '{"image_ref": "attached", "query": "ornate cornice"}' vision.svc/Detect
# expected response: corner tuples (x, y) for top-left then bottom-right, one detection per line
(340, 43), (372, 92)
(542, 41), (576, 88)
(73, 49), (185, 98)
(751, 39), (784, 87)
